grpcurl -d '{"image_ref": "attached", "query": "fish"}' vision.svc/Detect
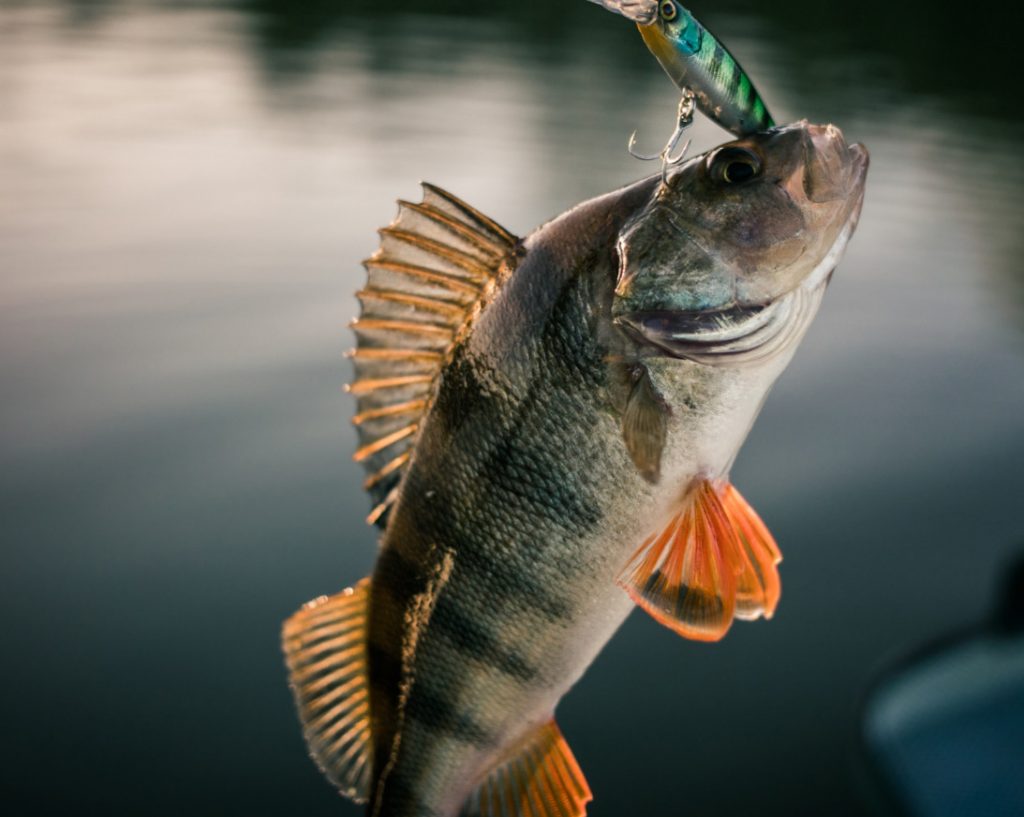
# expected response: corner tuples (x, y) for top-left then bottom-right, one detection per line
(282, 121), (868, 817)
(588, 0), (774, 136)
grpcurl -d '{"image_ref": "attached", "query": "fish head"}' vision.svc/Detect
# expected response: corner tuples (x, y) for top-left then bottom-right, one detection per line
(612, 121), (868, 363)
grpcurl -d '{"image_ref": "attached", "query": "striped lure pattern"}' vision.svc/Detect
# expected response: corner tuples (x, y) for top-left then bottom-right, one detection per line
(590, 0), (774, 136)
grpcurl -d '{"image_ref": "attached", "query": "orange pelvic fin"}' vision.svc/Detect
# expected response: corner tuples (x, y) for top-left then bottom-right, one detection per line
(462, 720), (592, 817)
(281, 578), (373, 802)
(618, 479), (782, 642)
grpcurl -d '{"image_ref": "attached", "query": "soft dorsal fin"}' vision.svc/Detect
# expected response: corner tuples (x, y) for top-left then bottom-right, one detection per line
(349, 184), (520, 527)
(281, 579), (373, 802)
(460, 720), (592, 817)
(618, 479), (782, 641)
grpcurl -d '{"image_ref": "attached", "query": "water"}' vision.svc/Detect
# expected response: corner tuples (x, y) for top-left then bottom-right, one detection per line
(2, 1), (1022, 814)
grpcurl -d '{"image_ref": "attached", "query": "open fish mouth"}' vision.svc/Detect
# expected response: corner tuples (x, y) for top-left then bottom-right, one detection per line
(615, 286), (824, 366)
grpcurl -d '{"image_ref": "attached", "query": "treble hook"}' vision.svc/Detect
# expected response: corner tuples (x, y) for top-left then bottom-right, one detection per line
(627, 89), (696, 181)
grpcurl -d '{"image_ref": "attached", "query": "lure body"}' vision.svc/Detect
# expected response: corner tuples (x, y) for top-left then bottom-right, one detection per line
(591, 0), (774, 136)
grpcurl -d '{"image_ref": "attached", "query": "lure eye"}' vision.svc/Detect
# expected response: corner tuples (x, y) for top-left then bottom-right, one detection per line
(708, 147), (763, 185)
(659, 1), (678, 21)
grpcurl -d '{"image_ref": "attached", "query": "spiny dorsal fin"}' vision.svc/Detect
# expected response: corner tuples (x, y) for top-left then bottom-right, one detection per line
(460, 720), (592, 817)
(618, 479), (782, 641)
(282, 579), (373, 802)
(349, 184), (520, 527)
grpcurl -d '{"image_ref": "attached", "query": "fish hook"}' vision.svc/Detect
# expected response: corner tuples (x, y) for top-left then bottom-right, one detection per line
(627, 89), (696, 182)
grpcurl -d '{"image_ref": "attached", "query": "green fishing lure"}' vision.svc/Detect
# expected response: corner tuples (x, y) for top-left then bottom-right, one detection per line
(590, 0), (774, 136)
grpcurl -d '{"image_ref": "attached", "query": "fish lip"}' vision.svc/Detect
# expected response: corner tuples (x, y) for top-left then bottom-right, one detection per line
(615, 303), (774, 359)
(850, 142), (870, 171)
(849, 142), (870, 193)
(799, 126), (870, 204)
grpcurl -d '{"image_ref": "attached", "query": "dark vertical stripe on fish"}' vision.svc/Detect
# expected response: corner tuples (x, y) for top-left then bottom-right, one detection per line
(376, 773), (443, 817)
(378, 525), (570, 623)
(430, 592), (540, 682)
(445, 533), (573, 621)
(402, 680), (496, 745)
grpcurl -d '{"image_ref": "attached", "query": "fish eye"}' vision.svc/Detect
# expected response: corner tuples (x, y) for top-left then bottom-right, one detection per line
(708, 147), (762, 185)
(659, 1), (678, 21)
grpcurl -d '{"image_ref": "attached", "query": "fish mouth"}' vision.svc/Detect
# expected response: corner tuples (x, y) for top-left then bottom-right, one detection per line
(615, 286), (823, 366)
(617, 304), (772, 354)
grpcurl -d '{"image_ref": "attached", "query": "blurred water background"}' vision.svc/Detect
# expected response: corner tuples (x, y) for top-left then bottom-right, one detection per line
(1, 0), (1022, 814)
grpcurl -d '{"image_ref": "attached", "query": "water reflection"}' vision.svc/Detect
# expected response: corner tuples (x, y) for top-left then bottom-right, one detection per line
(1, 1), (1022, 815)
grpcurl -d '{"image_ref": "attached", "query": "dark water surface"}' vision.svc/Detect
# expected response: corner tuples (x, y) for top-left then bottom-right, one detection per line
(2, 1), (1022, 814)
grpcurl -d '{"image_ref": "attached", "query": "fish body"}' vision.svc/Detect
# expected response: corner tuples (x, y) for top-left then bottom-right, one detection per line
(590, 0), (774, 135)
(283, 122), (868, 817)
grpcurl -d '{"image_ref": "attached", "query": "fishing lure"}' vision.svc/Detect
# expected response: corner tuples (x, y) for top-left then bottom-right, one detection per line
(589, 0), (774, 147)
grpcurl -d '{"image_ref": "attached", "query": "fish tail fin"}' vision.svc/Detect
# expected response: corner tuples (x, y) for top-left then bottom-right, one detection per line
(619, 479), (782, 641)
(461, 720), (592, 817)
(281, 578), (373, 802)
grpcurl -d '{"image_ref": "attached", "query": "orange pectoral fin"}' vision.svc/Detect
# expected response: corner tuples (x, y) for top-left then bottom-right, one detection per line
(618, 479), (782, 641)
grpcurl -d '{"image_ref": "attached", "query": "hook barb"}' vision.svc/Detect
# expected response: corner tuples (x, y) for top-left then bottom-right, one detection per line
(627, 130), (662, 162)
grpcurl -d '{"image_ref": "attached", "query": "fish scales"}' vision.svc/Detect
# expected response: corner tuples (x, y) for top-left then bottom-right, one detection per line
(283, 123), (868, 816)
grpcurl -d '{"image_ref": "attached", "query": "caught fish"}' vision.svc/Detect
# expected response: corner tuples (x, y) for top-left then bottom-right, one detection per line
(283, 121), (868, 816)
(589, 0), (774, 136)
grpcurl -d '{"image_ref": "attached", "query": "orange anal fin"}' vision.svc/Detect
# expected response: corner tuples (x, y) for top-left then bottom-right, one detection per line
(618, 479), (782, 642)
(281, 578), (373, 802)
(461, 720), (592, 817)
